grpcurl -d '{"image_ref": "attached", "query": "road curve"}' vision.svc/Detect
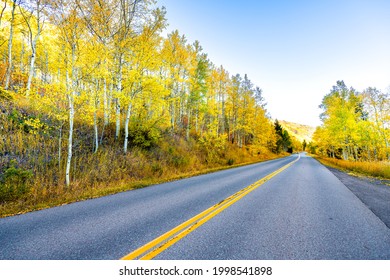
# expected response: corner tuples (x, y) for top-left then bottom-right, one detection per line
(1, 153), (389, 259)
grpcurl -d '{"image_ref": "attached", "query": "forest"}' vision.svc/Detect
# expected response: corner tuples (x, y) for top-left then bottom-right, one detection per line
(0, 0), (300, 215)
(313, 81), (390, 178)
(313, 80), (390, 161)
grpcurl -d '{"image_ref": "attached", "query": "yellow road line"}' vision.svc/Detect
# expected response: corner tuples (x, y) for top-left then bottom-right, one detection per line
(121, 154), (300, 260)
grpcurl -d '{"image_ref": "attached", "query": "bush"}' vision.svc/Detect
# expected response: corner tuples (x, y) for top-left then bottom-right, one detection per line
(151, 163), (163, 176)
(0, 160), (33, 202)
(171, 155), (190, 168)
(227, 158), (235, 165)
(198, 133), (227, 163)
(127, 121), (160, 150)
(0, 87), (13, 100)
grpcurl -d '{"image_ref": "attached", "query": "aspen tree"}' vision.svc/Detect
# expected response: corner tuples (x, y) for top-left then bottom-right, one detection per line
(5, 0), (18, 90)
(51, 0), (85, 187)
(19, 0), (47, 94)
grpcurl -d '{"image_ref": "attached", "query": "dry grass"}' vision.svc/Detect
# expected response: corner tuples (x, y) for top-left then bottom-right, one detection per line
(0, 148), (281, 217)
(315, 156), (390, 180)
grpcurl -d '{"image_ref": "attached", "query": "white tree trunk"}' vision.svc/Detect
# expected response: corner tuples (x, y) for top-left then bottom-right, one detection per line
(66, 88), (74, 187)
(186, 110), (190, 141)
(58, 124), (63, 171)
(5, 0), (16, 90)
(65, 46), (76, 187)
(124, 103), (132, 154)
(26, 51), (36, 92)
(115, 56), (123, 140)
(94, 109), (99, 153)
(115, 98), (121, 139)
(103, 78), (109, 125)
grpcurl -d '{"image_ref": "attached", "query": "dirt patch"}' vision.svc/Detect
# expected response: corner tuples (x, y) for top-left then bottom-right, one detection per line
(325, 166), (390, 229)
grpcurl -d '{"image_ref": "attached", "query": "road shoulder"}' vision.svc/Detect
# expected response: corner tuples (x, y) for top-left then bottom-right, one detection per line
(324, 166), (390, 229)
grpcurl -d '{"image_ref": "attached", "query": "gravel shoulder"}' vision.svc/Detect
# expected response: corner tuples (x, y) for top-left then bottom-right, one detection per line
(324, 166), (390, 229)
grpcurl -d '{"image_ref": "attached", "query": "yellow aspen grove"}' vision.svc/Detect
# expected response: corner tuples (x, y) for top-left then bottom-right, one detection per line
(315, 81), (390, 162)
(122, 7), (166, 154)
(161, 30), (190, 133)
(19, 0), (47, 94)
(0, 0), (289, 214)
(50, 0), (86, 187)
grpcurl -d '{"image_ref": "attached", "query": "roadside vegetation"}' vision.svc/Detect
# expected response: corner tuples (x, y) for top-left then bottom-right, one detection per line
(0, 90), (295, 217)
(311, 81), (390, 180)
(315, 156), (390, 180)
(0, 0), (303, 217)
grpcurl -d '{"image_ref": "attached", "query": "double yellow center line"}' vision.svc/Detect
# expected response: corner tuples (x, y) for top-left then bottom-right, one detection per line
(121, 154), (300, 260)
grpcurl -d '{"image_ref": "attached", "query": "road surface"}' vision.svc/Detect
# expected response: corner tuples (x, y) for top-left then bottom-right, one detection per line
(1, 153), (389, 259)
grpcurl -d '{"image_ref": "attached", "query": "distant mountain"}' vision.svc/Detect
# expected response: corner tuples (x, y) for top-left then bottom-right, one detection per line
(278, 120), (316, 143)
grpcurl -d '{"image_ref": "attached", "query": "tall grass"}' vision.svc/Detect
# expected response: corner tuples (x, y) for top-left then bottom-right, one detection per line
(316, 156), (390, 180)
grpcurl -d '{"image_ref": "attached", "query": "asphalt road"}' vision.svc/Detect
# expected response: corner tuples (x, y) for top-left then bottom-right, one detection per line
(1, 153), (389, 259)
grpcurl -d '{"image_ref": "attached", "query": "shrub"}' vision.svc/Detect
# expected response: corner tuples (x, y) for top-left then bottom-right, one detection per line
(227, 158), (235, 165)
(127, 121), (160, 150)
(198, 133), (227, 163)
(151, 163), (163, 176)
(0, 160), (33, 202)
(171, 155), (190, 168)
(0, 87), (13, 100)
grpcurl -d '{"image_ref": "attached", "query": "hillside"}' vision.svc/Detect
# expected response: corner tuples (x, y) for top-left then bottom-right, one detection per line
(279, 120), (316, 143)
(0, 0), (294, 218)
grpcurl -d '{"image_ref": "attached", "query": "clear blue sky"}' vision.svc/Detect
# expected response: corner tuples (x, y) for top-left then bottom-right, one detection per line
(157, 0), (390, 126)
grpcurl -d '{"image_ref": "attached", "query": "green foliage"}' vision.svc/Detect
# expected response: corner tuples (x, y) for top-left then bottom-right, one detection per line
(274, 120), (292, 153)
(302, 140), (307, 151)
(227, 158), (235, 165)
(127, 121), (161, 150)
(7, 108), (45, 134)
(0, 160), (32, 202)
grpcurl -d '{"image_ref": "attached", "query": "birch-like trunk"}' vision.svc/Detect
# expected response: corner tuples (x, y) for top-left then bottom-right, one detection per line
(26, 49), (36, 92)
(58, 124), (63, 171)
(115, 56), (123, 140)
(5, 0), (16, 90)
(115, 98), (121, 139)
(124, 103), (132, 154)
(65, 45), (76, 187)
(186, 110), (190, 141)
(65, 71), (74, 187)
(381, 131), (390, 160)
(26, 32), (40, 92)
(20, 42), (24, 75)
(103, 78), (109, 125)
(342, 147), (348, 160)
(221, 92), (225, 135)
(93, 107), (99, 153)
